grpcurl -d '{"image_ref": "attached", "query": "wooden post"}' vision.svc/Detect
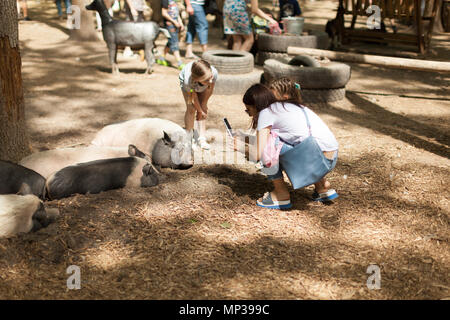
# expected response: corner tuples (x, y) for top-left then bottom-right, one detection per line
(286, 46), (450, 73)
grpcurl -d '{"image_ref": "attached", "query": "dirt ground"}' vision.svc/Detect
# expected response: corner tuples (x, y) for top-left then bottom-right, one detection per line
(1, 0), (449, 299)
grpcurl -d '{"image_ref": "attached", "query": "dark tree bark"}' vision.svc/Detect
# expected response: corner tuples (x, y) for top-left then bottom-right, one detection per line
(69, 0), (100, 41)
(0, 0), (31, 162)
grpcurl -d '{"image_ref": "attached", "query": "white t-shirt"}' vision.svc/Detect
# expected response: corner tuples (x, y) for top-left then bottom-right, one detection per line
(257, 102), (339, 152)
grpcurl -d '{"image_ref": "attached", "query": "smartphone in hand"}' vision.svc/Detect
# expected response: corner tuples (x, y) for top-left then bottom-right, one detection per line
(223, 118), (233, 138)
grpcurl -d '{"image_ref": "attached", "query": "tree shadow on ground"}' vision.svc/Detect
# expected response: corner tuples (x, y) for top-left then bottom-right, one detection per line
(312, 92), (450, 159)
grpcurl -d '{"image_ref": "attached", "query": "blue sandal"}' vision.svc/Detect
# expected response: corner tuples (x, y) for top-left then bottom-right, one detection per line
(257, 192), (292, 210)
(312, 189), (338, 202)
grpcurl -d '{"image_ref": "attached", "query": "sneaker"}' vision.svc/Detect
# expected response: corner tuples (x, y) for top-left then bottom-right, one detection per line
(156, 58), (170, 67)
(197, 137), (210, 150)
(177, 62), (186, 70)
(23, 16), (32, 21)
(312, 189), (338, 202)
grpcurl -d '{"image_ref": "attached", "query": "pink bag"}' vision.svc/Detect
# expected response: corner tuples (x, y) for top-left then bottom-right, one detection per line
(262, 131), (284, 168)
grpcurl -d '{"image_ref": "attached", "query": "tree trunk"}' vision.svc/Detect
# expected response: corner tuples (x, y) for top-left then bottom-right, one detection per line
(0, 0), (31, 162)
(69, 0), (99, 41)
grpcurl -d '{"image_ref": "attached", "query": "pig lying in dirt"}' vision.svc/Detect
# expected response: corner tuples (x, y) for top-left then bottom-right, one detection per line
(0, 194), (59, 238)
(0, 160), (47, 199)
(45, 156), (159, 200)
(19, 145), (139, 179)
(91, 118), (193, 169)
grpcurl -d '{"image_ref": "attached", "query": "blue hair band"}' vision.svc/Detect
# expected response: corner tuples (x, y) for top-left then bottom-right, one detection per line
(295, 83), (301, 90)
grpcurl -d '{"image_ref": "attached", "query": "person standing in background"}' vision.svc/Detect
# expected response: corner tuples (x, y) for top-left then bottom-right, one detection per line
(55, 0), (73, 21)
(184, 0), (209, 59)
(158, 0), (186, 69)
(223, 0), (277, 51)
(125, 0), (146, 21)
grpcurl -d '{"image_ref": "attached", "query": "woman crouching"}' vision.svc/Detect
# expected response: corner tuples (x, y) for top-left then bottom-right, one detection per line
(236, 78), (339, 209)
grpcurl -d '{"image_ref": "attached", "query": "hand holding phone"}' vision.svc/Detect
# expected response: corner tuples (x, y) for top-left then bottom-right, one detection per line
(223, 118), (233, 137)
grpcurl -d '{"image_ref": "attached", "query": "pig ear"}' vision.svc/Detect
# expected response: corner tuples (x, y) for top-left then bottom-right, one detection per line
(128, 144), (137, 156)
(163, 131), (172, 144)
(129, 144), (153, 163)
(142, 163), (152, 176)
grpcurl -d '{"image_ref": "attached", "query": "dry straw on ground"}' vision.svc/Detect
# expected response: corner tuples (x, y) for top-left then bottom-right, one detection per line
(0, 0), (449, 299)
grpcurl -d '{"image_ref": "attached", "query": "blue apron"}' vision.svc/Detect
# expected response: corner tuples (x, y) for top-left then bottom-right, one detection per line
(279, 107), (338, 190)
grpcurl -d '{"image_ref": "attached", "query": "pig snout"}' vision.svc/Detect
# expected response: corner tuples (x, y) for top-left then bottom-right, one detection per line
(152, 136), (193, 169)
(141, 163), (159, 187)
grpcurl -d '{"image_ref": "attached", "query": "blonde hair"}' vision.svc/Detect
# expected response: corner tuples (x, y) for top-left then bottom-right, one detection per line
(269, 77), (302, 105)
(191, 59), (213, 81)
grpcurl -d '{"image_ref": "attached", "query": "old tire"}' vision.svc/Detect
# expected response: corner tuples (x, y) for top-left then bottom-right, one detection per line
(289, 55), (321, 67)
(263, 58), (351, 89)
(214, 68), (264, 95)
(256, 51), (289, 65)
(257, 30), (330, 53)
(202, 50), (254, 74)
(300, 88), (346, 103)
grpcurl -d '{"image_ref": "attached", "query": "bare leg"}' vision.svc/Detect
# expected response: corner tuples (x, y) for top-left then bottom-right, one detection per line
(240, 34), (254, 52)
(258, 178), (290, 202)
(183, 90), (196, 131)
(21, 0), (28, 18)
(314, 178), (331, 194)
(185, 43), (194, 57)
(196, 91), (210, 149)
(232, 35), (242, 50)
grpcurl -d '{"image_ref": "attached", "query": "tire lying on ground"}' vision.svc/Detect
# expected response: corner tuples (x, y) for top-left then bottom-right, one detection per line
(263, 55), (351, 103)
(256, 30), (330, 65)
(263, 56), (351, 89)
(256, 51), (289, 66)
(214, 68), (264, 95)
(257, 30), (330, 53)
(296, 88), (346, 103)
(202, 50), (254, 74)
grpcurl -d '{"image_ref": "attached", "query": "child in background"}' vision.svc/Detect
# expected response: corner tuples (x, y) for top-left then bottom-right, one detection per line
(179, 60), (218, 150)
(158, 0), (185, 70)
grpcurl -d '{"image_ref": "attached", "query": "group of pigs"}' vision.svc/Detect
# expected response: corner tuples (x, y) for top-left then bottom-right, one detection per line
(0, 118), (195, 238)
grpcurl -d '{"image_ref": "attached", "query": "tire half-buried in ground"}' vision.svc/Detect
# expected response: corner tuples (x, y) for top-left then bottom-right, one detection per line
(257, 30), (330, 53)
(256, 51), (289, 66)
(214, 68), (264, 95)
(202, 50), (254, 75)
(299, 88), (346, 103)
(263, 57), (351, 89)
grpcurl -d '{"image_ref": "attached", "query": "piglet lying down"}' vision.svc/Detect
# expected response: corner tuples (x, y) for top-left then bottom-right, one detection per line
(46, 147), (159, 200)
